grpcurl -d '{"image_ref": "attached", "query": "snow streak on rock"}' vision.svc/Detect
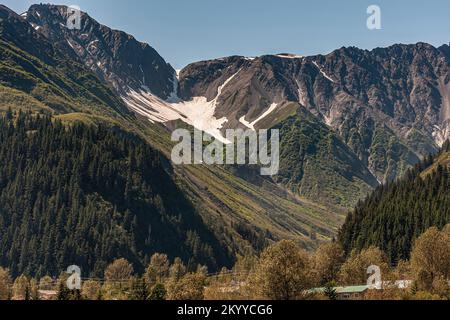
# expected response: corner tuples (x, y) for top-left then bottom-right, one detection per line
(312, 61), (335, 83)
(239, 103), (278, 130)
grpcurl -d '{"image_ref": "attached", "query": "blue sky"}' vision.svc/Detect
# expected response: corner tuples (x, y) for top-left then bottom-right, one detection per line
(3, 0), (449, 69)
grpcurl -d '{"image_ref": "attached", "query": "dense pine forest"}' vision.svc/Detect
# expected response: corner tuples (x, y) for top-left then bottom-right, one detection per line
(0, 110), (229, 278)
(339, 140), (450, 263)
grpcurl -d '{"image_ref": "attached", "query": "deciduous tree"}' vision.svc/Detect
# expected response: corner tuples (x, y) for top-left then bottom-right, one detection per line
(250, 240), (312, 300)
(169, 257), (187, 281)
(82, 280), (102, 300)
(146, 253), (170, 284)
(0, 267), (12, 300)
(312, 243), (345, 285)
(339, 247), (390, 285)
(12, 274), (29, 300)
(410, 226), (450, 291)
(166, 271), (207, 300)
(105, 258), (134, 282)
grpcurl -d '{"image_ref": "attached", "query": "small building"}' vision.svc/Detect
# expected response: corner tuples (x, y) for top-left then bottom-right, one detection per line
(335, 285), (369, 300)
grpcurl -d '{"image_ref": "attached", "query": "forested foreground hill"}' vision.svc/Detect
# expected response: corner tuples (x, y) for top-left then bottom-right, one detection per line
(0, 111), (229, 277)
(339, 140), (450, 263)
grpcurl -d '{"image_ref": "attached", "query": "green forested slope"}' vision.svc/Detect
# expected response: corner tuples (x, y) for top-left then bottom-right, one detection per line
(274, 106), (379, 209)
(0, 38), (129, 116)
(0, 111), (229, 277)
(339, 140), (450, 263)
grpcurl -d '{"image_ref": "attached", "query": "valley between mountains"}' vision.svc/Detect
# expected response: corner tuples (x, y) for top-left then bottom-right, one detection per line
(0, 4), (448, 276)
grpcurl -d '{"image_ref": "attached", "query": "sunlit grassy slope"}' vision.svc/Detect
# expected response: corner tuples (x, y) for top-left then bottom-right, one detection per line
(421, 151), (450, 178)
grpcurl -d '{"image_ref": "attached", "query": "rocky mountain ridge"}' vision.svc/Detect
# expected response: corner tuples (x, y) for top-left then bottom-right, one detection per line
(25, 4), (176, 98)
(177, 44), (450, 183)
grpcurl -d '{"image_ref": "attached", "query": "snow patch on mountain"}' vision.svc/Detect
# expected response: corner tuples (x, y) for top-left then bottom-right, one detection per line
(66, 39), (75, 50)
(122, 70), (243, 143)
(275, 54), (304, 59)
(323, 114), (333, 126)
(438, 78), (450, 121)
(295, 79), (307, 106)
(87, 40), (99, 48)
(122, 89), (177, 123)
(368, 167), (382, 185)
(240, 103), (279, 130)
(312, 61), (335, 83)
(30, 22), (41, 31)
(433, 124), (450, 147)
(322, 105), (339, 127)
(138, 65), (146, 86)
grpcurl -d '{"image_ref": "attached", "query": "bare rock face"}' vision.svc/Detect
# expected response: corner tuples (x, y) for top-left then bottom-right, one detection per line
(25, 4), (175, 98)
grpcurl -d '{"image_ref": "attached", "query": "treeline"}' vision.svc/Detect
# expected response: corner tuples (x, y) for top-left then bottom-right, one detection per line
(0, 110), (230, 278)
(339, 140), (450, 263)
(1, 223), (450, 300)
(0, 255), (208, 300)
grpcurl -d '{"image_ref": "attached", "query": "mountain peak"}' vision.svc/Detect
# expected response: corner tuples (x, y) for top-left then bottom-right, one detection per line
(24, 3), (176, 98)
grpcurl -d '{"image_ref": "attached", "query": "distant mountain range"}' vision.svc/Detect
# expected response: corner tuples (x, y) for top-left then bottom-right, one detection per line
(0, 3), (449, 275)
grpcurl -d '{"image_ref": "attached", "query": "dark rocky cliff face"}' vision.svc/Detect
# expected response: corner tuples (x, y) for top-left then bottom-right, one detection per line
(25, 4), (176, 98)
